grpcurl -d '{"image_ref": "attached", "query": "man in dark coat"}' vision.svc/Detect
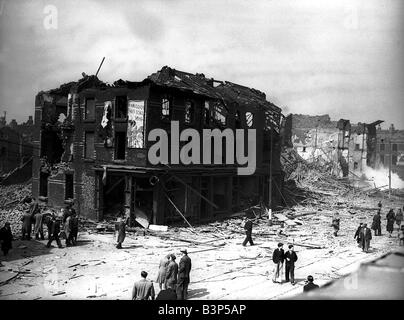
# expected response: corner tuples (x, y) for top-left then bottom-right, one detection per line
(165, 254), (178, 290)
(272, 242), (285, 283)
(46, 215), (63, 248)
(176, 248), (192, 300)
(0, 222), (13, 256)
(331, 213), (340, 236)
(360, 223), (372, 253)
(242, 217), (254, 246)
(372, 210), (382, 236)
(354, 223), (363, 247)
(33, 209), (45, 240)
(303, 275), (319, 292)
(21, 211), (33, 240)
(69, 212), (79, 246)
(386, 209), (395, 237)
(131, 271), (155, 300)
(284, 244), (298, 285)
(115, 215), (129, 249)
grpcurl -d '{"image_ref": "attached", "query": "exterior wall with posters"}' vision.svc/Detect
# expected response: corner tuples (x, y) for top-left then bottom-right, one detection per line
(127, 100), (145, 149)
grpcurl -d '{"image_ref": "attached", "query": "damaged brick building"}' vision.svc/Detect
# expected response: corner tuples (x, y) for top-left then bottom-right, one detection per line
(283, 114), (383, 177)
(32, 66), (283, 226)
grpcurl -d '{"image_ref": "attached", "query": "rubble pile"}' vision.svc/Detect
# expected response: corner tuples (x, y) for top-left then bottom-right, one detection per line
(0, 182), (32, 237)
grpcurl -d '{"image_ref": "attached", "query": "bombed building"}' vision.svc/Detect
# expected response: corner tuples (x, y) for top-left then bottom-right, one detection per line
(31, 67), (283, 226)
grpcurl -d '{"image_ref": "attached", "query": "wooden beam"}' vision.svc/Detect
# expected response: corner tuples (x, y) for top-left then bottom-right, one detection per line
(163, 189), (194, 230)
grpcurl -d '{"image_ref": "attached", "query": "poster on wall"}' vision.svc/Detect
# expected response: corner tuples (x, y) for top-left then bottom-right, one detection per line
(127, 100), (145, 148)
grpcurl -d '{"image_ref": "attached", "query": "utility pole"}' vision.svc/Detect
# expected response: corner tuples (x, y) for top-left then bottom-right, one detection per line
(388, 124), (394, 197)
(269, 127), (273, 209)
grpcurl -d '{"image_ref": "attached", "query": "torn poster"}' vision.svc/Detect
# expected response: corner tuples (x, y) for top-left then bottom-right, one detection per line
(101, 101), (111, 128)
(127, 100), (145, 148)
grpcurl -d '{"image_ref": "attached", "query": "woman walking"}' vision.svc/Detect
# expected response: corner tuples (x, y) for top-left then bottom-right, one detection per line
(386, 209), (395, 237)
(156, 254), (170, 290)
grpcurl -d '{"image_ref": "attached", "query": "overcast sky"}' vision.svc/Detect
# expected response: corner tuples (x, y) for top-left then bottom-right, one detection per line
(0, 0), (403, 128)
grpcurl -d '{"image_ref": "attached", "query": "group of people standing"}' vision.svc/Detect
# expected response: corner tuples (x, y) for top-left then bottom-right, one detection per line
(271, 243), (298, 285)
(132, 248), (192, 300)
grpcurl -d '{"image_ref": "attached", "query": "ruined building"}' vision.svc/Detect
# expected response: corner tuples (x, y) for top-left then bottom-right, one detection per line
(283, 114), (382, 177)
(32, 67), (283, 225)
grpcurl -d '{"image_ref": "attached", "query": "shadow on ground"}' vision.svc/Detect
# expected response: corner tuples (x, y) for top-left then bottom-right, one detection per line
(188, 288), (209, 299)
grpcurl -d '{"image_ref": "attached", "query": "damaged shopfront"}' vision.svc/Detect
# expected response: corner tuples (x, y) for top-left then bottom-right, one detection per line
(32, 66), (284, 226)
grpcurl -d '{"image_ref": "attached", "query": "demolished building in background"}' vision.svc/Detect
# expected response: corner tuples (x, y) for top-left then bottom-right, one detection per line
(31, 67), (284, 226)
(282, 114), (383, 178)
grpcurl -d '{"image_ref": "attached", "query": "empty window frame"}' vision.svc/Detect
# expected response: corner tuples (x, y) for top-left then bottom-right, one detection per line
(203, 101), (211, 126)
(184, 101), (195, 124)
(213, 102), (227, 126)
(161, 98), (172, 120)
(115, 131), (126, 160)
(65, 173), (74, 200)
(355, 143), (360, 151)
(84, 132), (95, 159)
(39, 172), (49, 197)
(115, 96), (128, 119)
(85, 98), (95, 120)
(235, 110), (242, 129)
(245, 112), (254, 128)
(380, 143), (385, 151)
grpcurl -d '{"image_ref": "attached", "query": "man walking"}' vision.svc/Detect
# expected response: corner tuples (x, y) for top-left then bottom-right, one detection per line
(177, 248), (192, 300)
(242, 216), (254, 246)
(303, 275), (319, 292)
(0, 222), (13, 256)
(272, 242), (285, 283)
(33, 206), (45, 240)
(69, 211), (79, 246)
(115, 214), (129, 249)
(165, 254), (178, 290)
(360, 223), (372, 253)
(131, 271), (155, 300)
(371, 210), (382, 236)
(386, 209), (395, 237)
(46, 214), (63, 249)
(354, 223), (363, 247)
(284, 244), (298, 285)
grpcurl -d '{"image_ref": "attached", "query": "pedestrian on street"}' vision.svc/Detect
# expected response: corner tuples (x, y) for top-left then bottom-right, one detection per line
(360, 223), (372, 253)
(354, 223), (363, 247)
(156, 254), (170, 290)
(165, 254), (178, 290)
(303, 275), (319, 292)
(371, 210), (382, 236)
(115, 214), (129, 249)
(176, 248), (192, 300)
(0, 222), (13, 256)
(64, 214), (72, 247)
(398, 225), (404, 246)
(69, 211), (79, 246)
(21, 211), (33, 240)
(378, 201), (382, 210)
(272, 242), (285, 283)
(33, 207), (45, 240)
(284, 244), (298, 285)
(331, 213), (340, 236)
(46, 214), (63, 249)
(386, 209), (395, 237)
(395, 208), (403, 229)
(242, 216), (254, 246)
(131, 271), (155, 300)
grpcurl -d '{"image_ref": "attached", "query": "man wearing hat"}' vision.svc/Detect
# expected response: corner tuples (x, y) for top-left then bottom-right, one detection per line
(177, 248), (192, 300)
(360, 223), (372, 253)
(272, 242), (285, 283)
(303, 275), (319, 292)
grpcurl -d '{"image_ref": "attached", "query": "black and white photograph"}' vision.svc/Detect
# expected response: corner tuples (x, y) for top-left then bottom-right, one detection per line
(0, 0), (403, 306)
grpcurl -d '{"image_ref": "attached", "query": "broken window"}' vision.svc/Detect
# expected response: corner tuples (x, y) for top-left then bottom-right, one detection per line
(203, 101), (211, 126)
(161, 98), (172, 120)
(115, 96), (128, 119)
(184, 101), (194, 124)
(380, 154), (384, 165)
(39, 172), (49, 197)
(84, 132), (95, 159)
(302, 146), (307, 153)
(115, 131), (126, 160)
(354, 162), (358, 170)
(380, 143), (385, 151)
(85, 98), (95, 120)
(246, 112), (254, 128)
(213, 102), (227, 126)
(355, 143), (360, 151)
(235, 110), (242, 129)
(65, 173), (74, 200)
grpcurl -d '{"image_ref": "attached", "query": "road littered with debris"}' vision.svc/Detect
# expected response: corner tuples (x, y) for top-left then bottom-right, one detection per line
(1, 192), (403, 300)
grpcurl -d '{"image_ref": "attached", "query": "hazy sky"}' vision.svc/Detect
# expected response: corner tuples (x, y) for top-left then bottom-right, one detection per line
(0, 0), (403, 128)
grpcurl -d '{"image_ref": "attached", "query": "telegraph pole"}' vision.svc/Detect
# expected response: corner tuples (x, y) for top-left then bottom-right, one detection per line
(388, 124), (394, 197)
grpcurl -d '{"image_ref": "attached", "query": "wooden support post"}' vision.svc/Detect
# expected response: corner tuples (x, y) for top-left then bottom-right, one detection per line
(164, 190), (194, 230)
